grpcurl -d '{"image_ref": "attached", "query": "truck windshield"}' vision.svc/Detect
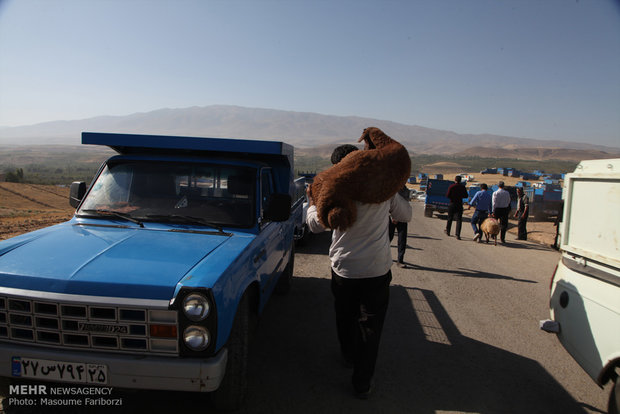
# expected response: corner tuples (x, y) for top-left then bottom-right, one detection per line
(78, 161), (256, 228)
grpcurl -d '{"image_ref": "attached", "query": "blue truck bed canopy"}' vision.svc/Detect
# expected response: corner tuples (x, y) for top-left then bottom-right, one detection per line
(82, 132), (293, 166)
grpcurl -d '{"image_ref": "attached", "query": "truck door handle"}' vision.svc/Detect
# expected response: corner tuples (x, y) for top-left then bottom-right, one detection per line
(253, 249), (267, 263)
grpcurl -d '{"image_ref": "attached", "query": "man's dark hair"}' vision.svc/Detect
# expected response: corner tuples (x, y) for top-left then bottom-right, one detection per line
(481, 183), (488, 190)
(498, 181), (505, 188)
(455, 175), (462, 183)
(331, 144), (359, 164)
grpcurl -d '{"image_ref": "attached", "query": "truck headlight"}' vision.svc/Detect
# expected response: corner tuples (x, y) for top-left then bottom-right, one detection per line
(183, 326), (210, 351)
(183, 293), (210, 321)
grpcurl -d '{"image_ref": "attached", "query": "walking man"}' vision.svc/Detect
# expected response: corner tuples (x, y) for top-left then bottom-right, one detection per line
(445, 175), (469, 240)
(306, 144), (412, 398)
(468, 183), (492, 242)
(389, 186), (411, 267)
(492, 181), (511, 244)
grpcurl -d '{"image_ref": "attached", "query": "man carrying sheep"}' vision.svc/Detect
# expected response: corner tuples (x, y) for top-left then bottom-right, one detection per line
(306, 140), (412, 399)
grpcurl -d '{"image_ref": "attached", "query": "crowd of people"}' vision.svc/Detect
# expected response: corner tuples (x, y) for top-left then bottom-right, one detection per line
(447, 176), (530, 244)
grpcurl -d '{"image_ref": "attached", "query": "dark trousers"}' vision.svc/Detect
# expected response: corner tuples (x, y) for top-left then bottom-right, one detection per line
(517, 214), (528, 240)
(331, 269), (391, 392)
(445, 202), (464, 237)
(470, 210), (488, 236)
(494, 207), (510, 242)
(388, 221), (408, 263)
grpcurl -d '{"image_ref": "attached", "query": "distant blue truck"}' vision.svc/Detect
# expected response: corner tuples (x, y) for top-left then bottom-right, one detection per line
(0, 132), (303, 410)
(424, 179), (454, 217)
(525, 185), (563, 221)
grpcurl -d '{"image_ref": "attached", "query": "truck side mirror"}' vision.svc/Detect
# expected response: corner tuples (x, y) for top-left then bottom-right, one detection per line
(69, 181), (86, 208)
(264, 193), (291, 222)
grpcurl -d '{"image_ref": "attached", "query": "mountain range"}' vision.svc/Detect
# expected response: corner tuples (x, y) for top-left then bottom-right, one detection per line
(1, 105), (618, 160)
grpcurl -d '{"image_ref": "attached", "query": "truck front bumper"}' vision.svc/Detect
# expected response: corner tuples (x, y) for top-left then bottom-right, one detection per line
(0, 342), (227, 392)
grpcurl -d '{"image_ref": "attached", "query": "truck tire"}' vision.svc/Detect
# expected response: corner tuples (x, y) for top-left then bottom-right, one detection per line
(424, 206), (433, 218)
(295, 224), (307, 246)
(211, 292), (251, 411)
(275, 243), (294, 295)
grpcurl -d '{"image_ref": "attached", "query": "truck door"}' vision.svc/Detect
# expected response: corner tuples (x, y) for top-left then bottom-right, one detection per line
(255, 168), (285, 295)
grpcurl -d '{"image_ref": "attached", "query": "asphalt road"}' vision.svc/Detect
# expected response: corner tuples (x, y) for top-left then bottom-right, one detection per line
(1, 201), (611, 413)
(237, 201), (609, 414)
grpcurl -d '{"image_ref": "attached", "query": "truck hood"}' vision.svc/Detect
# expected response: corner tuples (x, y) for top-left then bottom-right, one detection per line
(0, 222), (248, 300)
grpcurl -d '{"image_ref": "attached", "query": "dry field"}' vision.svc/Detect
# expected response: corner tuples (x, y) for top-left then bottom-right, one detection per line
(418, 167), (539, 188)
(0, 182), (74, 240)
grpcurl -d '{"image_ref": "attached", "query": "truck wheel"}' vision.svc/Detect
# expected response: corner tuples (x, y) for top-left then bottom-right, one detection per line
(211, 293), (251, 411)
(609, 376), (620, 414)
(275, 243), (294, 295)
(424, 206), (433, 218)
(295, 224), (307, 246)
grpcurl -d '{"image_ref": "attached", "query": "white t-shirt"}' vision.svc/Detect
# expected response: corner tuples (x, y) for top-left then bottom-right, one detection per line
(306, 195), (412, 278)
(492, 188), (511, 211)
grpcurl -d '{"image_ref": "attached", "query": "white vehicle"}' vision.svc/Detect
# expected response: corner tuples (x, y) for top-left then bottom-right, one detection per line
(541, 158), (620, 414)
(409, 189), (423, 199)
(457, 173), (474, 183)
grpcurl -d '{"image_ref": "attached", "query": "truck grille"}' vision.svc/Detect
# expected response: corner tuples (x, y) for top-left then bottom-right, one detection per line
(0, 295), (178, 355)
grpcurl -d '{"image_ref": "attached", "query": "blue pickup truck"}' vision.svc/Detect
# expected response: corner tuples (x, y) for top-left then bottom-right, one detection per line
(0, 132), (303, 409)
(423, 179), (455, 217)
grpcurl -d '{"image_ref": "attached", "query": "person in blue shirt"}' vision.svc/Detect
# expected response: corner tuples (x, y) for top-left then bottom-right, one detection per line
(468, 183), (492, 242)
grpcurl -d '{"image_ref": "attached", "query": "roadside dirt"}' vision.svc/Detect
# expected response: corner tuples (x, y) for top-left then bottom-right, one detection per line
(462, 204), (556, 246)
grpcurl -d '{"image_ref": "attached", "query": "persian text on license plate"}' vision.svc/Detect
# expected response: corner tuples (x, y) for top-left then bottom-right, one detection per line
(11, 357), (108, 384)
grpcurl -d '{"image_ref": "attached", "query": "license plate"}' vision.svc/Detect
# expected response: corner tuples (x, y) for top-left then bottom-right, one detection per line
(11, 357), (108, 384)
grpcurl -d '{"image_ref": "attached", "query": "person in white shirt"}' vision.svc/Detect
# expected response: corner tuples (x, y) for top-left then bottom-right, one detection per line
(492, 181), (512, 243)
(306, 144), (412, 398)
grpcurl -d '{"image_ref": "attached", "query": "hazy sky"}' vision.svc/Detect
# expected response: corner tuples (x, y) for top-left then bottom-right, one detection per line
(1, 0), (619, 147)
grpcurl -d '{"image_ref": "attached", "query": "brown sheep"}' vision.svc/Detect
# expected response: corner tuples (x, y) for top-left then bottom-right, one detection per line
(309, 127), (411, 231)
(480, 217), (501, 245)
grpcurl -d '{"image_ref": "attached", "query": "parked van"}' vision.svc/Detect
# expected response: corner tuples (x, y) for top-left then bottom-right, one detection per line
(541, 158), (620, 413)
